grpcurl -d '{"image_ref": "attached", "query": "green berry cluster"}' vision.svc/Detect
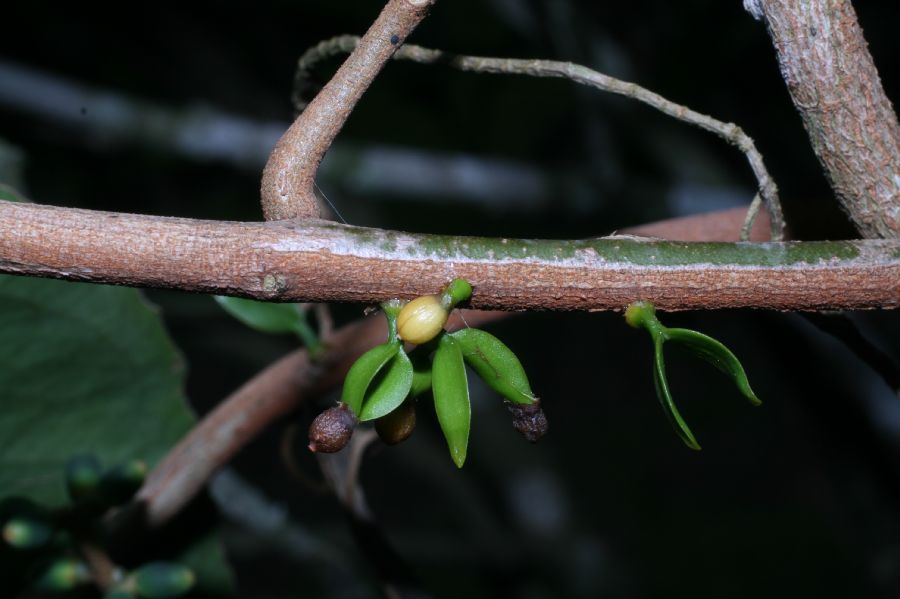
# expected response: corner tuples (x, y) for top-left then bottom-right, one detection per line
(1, 455), (194, 598)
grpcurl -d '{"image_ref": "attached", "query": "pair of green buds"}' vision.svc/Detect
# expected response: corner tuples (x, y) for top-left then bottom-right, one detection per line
(1, 456), (146, 552)
(32, 559), (193, 598)
(309, 279), (546, 468)
(625, 301), (761, 450)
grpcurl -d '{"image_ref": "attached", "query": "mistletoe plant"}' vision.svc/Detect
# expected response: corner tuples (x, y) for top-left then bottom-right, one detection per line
(625, 301), (761, 450)
(308, 279), (547, 468)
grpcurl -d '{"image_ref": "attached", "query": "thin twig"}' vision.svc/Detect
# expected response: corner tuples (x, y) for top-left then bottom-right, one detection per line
(624, 205), (772, 242)
(740, 193), (765, 241)
(260, 0), (436, 221)
(294, 35), (786, 240)
(78, 541), (118, 592)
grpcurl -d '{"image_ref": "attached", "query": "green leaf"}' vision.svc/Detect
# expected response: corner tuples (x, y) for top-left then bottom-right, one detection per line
(450, 328), (535, 404)
(0, 276), (235, 595)
(665, 328), (761, 406)
(340, 341), (401, 416)
(214, 296), (305, 335)
(432, 336), (471, 468)
(407, 346), (434, 398)
(0, 277), (194, 503)
(359, 350), (414, 421)
(653, 338), (701, 451)
(0, 183), (28, 203)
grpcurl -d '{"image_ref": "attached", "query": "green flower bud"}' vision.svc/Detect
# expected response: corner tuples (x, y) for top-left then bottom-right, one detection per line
(2, 516), (53, 549)
(34, 558), (91, 591)
(624, 301), (655, 329)
(65, 454), (103, 502)
(132, 562), (195, 599)
(101, 459), (148, 505)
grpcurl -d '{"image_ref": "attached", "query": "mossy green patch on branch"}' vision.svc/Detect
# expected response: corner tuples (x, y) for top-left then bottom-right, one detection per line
(330, 223), (874, 267)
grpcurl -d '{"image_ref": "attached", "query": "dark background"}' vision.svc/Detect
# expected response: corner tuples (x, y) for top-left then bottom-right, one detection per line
(2, 1), (899, 597)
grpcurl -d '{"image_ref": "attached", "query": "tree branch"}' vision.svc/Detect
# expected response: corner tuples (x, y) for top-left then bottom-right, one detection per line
(1, 200), (897, 312)
(260, 0), (435, 221)
(294, 35), (786, 240)
(129, 206), (887, 527)
(747, 0), (900, 239)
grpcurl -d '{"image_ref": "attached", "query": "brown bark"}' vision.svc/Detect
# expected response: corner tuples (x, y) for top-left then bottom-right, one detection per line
(623, 206), (773, 241)
(753, 0), (900, 238)
(2, 200), (898, 312)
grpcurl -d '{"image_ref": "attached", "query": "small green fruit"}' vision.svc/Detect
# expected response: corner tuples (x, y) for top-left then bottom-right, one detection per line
(2, 516), (53, 549)
(65, 454), (103, 502)
(375, 400), (417, 445)
(34, 558), (91, 591)
(131, 562), (195, 598)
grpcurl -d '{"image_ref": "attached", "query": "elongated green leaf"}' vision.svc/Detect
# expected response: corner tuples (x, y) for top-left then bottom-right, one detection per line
(653, 338), (701, 450)
(666, 328), (761, 406)
(214, 296), (306, 334)
(341, 342), (401, 416)
(450, 328), (535, 404)
(359, 350), (414, 421)
(407, 347), (434, 398)
(432, 336), (471, 468)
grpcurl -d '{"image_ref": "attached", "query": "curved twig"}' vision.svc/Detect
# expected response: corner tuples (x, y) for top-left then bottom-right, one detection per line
(260, 0), (435, 221)
(294, 35), (786, 240)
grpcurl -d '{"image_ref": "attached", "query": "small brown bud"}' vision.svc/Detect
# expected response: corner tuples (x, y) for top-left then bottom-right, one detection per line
(506, 400), (548, 443)
(308, 404), (358, 453)
(375, 400), (417, 445)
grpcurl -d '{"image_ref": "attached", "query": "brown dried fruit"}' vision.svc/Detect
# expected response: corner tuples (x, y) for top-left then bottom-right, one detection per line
(506, 400), (548, 443)
(374, 399), (417, 445)
(308, 403), (358, 453)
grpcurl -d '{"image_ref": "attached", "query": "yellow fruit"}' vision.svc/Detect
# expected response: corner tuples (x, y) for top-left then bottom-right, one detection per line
(396, 295), (448, 345)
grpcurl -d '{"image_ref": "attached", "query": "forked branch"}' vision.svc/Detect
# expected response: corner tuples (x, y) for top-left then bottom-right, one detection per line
(260, 0), (435, 221)
(294, 35), (786, 240)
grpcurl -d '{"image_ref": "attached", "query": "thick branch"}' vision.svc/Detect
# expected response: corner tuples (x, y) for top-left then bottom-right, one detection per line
(1, 200), (898, 311)
(260, 0), (434, 220)
(295, 35), (786, 240)
(748, 0), (900, 239)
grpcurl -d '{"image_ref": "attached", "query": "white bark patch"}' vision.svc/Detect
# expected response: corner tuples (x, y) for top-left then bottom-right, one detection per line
(743, 0), (764, 21)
